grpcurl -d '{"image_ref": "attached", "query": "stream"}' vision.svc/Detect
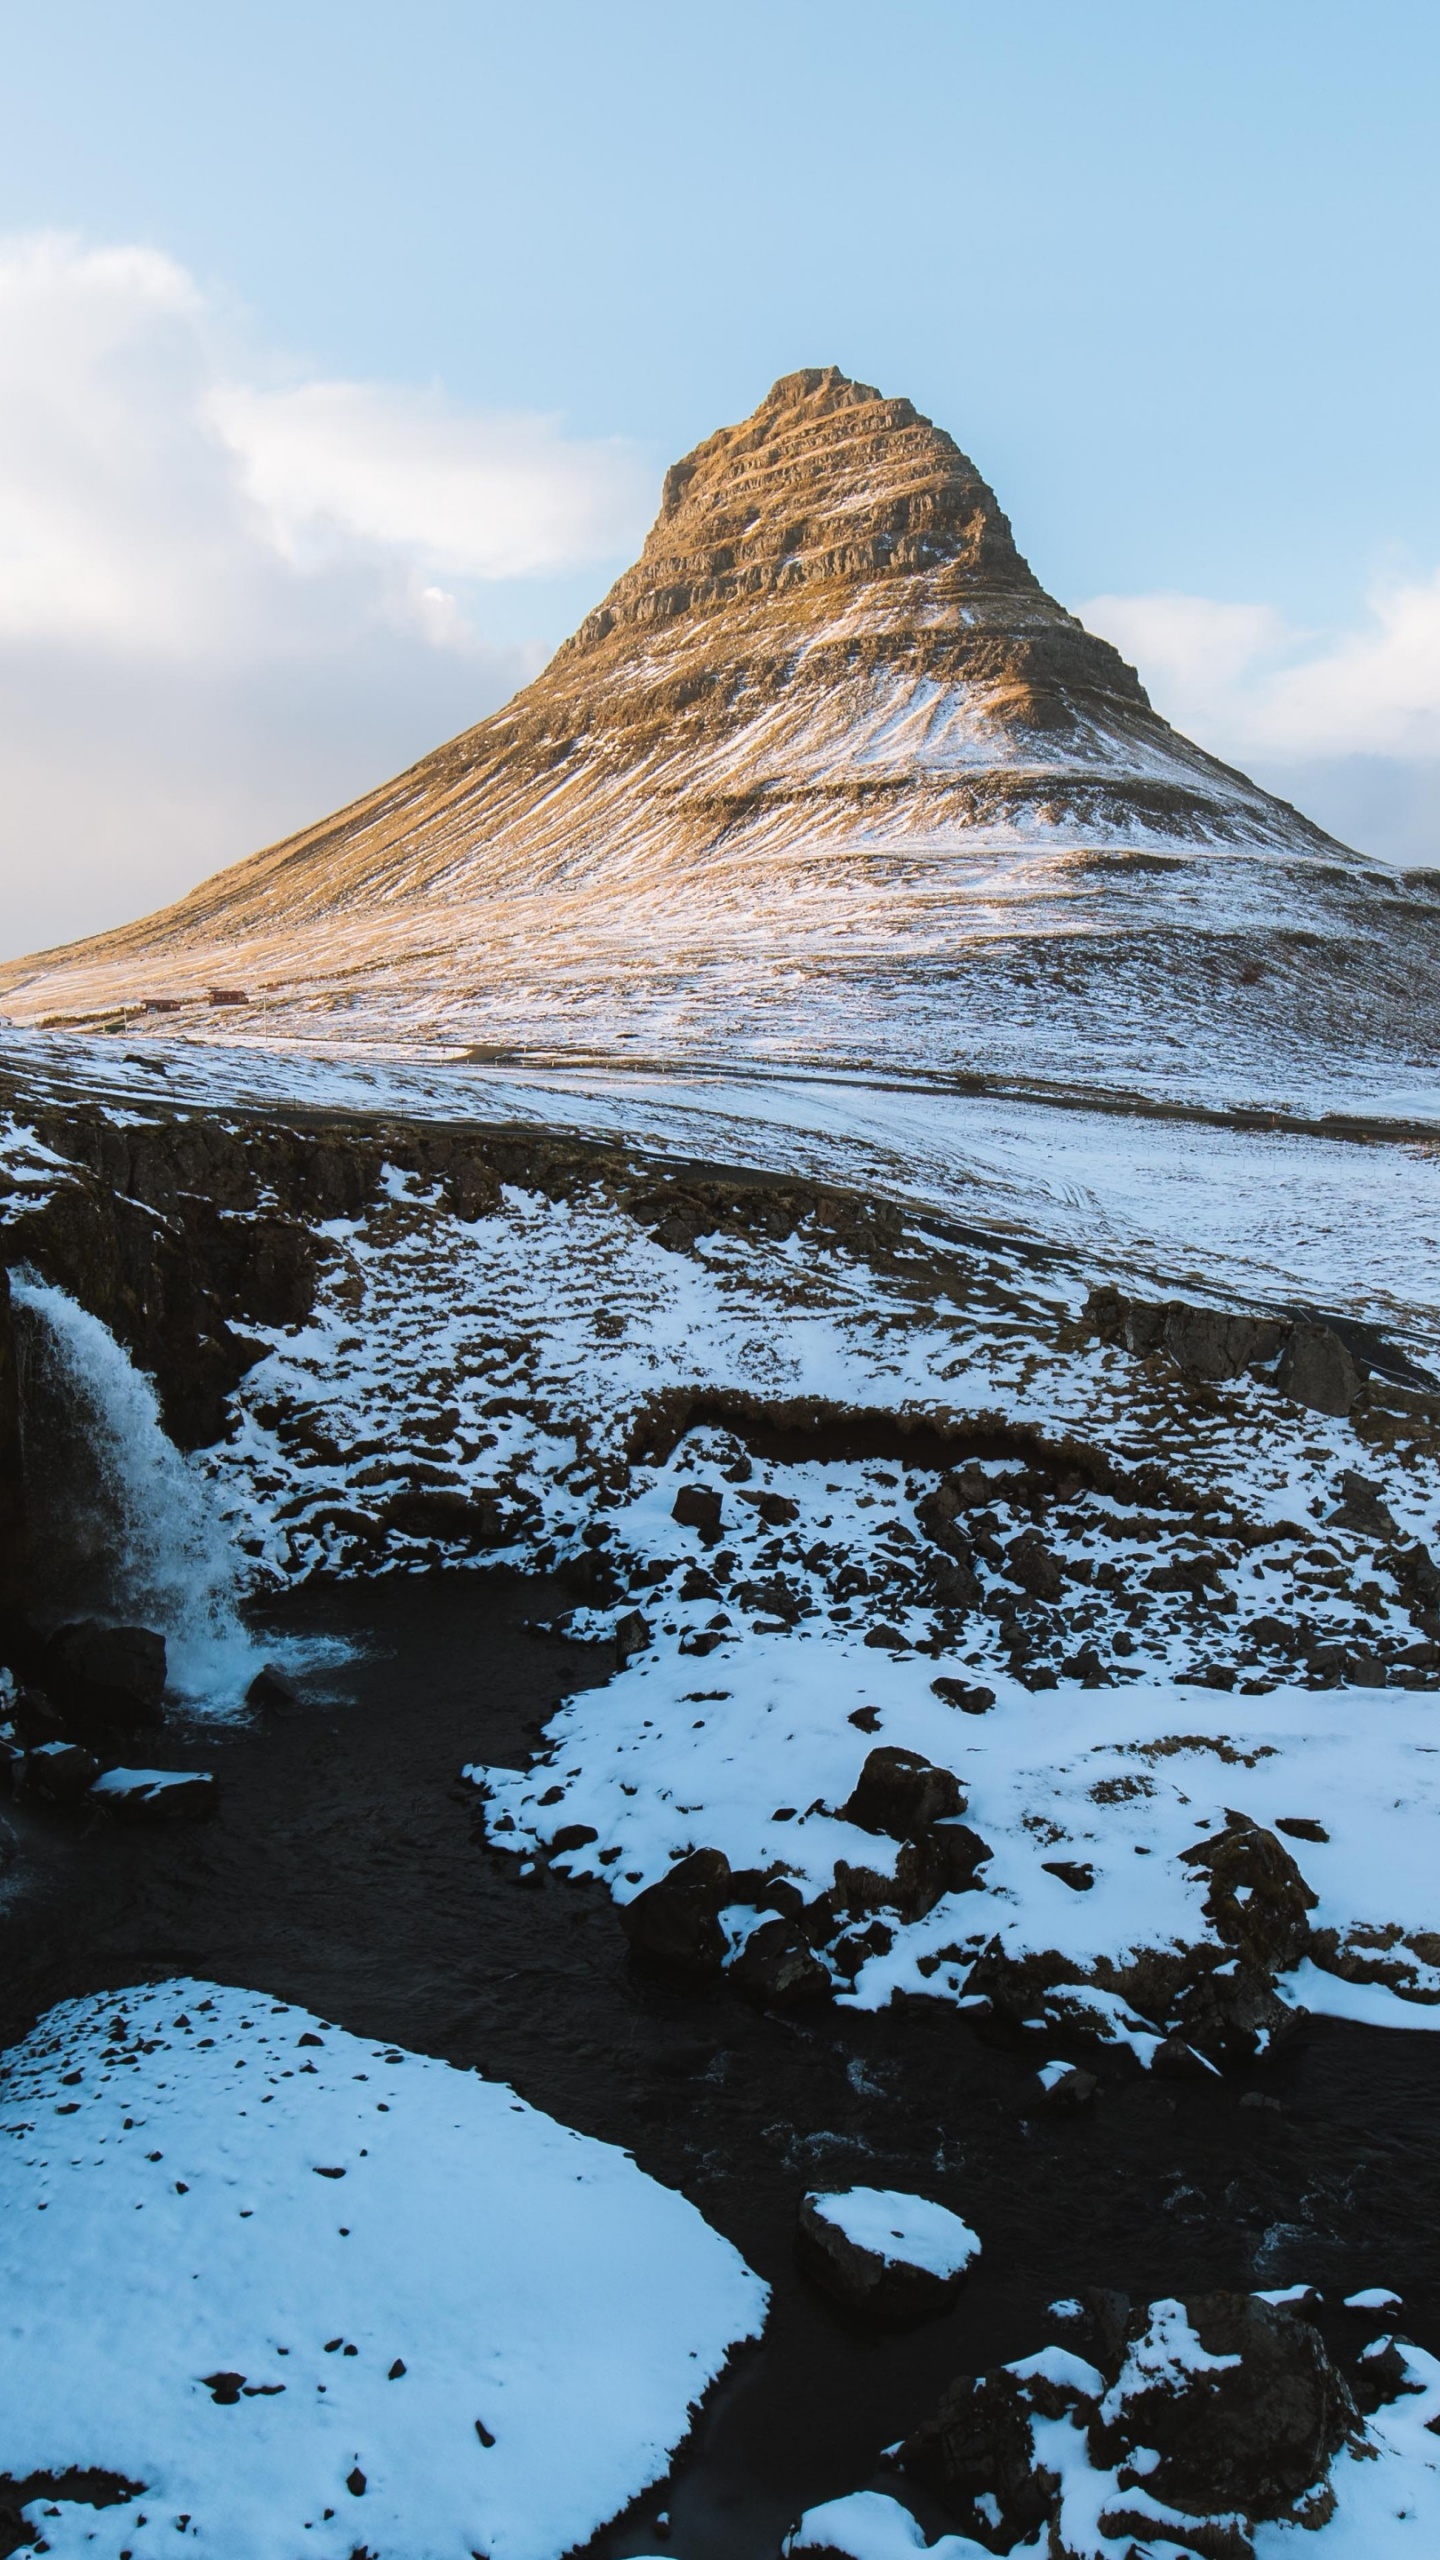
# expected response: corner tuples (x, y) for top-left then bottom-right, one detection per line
(3, 1567), (1438, 2556)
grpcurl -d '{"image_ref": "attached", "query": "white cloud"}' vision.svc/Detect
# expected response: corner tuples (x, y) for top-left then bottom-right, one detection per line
(1080, 580), (1440, 862)
(209, 379), (650, 581)
(0, 232), (654, 958)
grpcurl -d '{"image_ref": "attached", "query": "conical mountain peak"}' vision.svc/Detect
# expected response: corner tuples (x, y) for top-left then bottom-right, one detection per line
(560, 365), (1038, 662)
(2, 365), (1412, 1110)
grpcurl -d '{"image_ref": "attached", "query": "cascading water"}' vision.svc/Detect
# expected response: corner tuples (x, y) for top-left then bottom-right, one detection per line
(10, 1271), (255, 1708)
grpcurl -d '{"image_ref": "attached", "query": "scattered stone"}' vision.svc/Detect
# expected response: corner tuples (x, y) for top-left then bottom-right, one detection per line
(730, 1917), (832, 2008)
(841, 1746), (964, 1839)
(245, 1663), (301, 1714)
(618, 1848), (731, 1975)
(847, 1705), (882, 1732)
(549, 1822), (599, 1855)
(1042, 1859), (1095, 1892)
(1328, 1472), (1398, 1539)
(930, 1676), (995, 1714)
(88, 1767), (217, 1823)
(862, 1624), (908, 1651)
(1275, 1816), (1329, 1844)
(1004, 1530), (1063, 1601)
(672, 1485), (723, 1540)
(796, 2185), (979, 2326)
(1037, 2061), (1097, 2108)
(1150, 2037), (1218, 2081)
(25, 1739), (101, 1805)
(613, 1609), (654, 1666)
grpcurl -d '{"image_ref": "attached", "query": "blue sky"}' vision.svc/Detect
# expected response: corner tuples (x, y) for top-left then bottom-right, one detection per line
(1, 0), (1437, 953)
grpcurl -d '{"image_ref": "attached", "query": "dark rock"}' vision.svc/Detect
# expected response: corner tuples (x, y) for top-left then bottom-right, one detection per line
(930, 1676), (996, 1714)
(901, 2361), (1088, 2537)
(1040, 2063), (1097, 2107)
(1163, 1304), (1287, 1382)
(1090, 2291), (1357, 2521)
(1042, 1859), (1095, 1892)
(43, 1621), (166, 1735)
(1275, 1817), (1329, 1844)
(245, 1662), (301, 1715)
(847, 1704), (882, 1731)
(862, 1623), (908, 1650)
(1328, 1471), (1398, 1539)
(1151, 2037), (1218, 2081)
(549, 1822), (598, 1854)
(24, 1738), (100, 1804)
(613, 1609), (654, 1665)
(751, 1491), (798, 1526)
(1276, 1323), (1364, 1417)
(1179, 1820), (1317, 1971)
(796, 2188), (977, 2327)
(1083, 2285), (1138, 2376)
(1351, 2338), (1424, 2414)
(1170, 1959), (1302, 2071)
(1392, 1541), (1440, 1614)
(619, 1848), (731, 1974)
(672, 1484), (723, 1540)
(89, 1767), (217, 1822)
(841, 1746), (964, 1839)
(928, 1551), (983, 1610)
(927, 1820), (993, 1894)
(7, 1683), (71, 1748)
(730, 1917), (832, 2007)
(1003, 1529), (1064, 1600)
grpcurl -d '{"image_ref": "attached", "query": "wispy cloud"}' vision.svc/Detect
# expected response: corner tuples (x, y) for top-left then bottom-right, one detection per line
(0, 232), (654, 958)
(1080, 581), (1440, 863)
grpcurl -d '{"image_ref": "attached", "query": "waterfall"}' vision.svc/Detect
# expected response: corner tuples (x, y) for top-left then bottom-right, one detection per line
(10, 1271), (254, 1709)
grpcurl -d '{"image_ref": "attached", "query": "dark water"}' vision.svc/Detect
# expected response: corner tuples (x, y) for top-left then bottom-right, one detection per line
(2, 1569), (1438, 2556)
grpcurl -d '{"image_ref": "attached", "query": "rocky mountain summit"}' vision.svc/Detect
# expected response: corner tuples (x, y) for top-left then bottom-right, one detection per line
(4, 366), (1436, 1106)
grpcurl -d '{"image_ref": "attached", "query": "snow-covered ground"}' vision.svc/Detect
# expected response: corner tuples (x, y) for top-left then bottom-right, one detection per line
(0, 1979), (765, 2560)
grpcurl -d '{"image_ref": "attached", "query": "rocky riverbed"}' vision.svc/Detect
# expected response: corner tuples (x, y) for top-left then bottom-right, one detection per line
(3, 1570), (1440, 2557)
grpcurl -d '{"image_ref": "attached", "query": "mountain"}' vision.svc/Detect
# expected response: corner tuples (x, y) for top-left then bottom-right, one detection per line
(3, 365), (1436, 1106)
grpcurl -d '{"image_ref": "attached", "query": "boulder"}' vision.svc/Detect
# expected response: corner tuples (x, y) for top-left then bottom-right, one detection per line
(618, 1848), (731, 1974)
(841, 1746), (964, 1839)
(1169, 1958), (1302, 2071)
(730, 1917), (832, 2008)
(89, 1767), (217, 1822)
(901, 2354), (1095, 2537)
(1328, 1472), (1397, 1539)
(1004, 1530), (1063, 1601)
(1090, 2291), (1357, 2521)
(796, 2185), (980, 2326)
(1178, 1819), (1316, 1972)
(245, 1662), (301, 1715)
(930, 1676), (996, 1714)
(25, 1738), (101, 1805)
(1276, 1323), (1364, 1417)
(43, 1622), (166, 1735)
(1162, 1304), (1286, 1382)
(613, 1609), (654, 1666)
(672, 1484), (723, 1540)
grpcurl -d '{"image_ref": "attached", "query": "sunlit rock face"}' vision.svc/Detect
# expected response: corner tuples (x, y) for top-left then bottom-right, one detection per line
(4, 365), (1437, 1103)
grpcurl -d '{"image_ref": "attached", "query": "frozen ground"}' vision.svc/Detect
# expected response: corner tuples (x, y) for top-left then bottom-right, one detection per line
(0, 1979), (765, 2560)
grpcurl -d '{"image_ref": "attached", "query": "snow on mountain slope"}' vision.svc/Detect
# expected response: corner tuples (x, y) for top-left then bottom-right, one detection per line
(3, 367), (1435, 1110)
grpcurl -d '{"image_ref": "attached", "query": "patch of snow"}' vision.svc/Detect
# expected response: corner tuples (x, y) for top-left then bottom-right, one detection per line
(0, 1979), (765, 2560)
